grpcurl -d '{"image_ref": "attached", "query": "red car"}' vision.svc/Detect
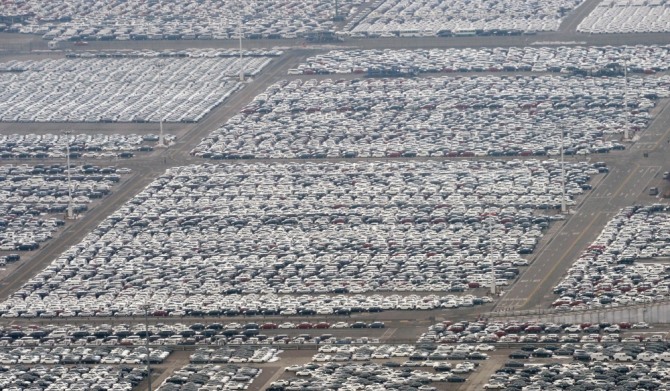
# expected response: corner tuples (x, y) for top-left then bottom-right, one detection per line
(260, 323), (278, 330)
(314, 322), (330, 329)
(296, 322), (313, 329)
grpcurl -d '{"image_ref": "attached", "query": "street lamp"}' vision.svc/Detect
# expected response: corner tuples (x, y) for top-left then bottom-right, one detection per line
(143, 303), (152, 391)
(560, 128), (567, 214)
(623, 56), (630, 141)
(239, 17), (245, 82)
(488, 218), (497, 297)
(158, 63), (166, 148)
(488, 220), (496, 296)
(63, 130), (74, 219)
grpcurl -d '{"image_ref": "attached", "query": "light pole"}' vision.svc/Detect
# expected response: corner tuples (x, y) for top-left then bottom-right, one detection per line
(623, 56), (630, 141)
(144, 303), (152, 391)
(63, 130), (74, 219)
(157, 63), (166, 148)
(489, 220), (496, 296)
(560, 128), (566, 214)
(239, 17), (245, 82)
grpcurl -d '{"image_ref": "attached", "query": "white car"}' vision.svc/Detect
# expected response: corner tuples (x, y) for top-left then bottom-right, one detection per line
(637, 352), (658, 362)
(312, 354), (331, 362)
(318, 345), (338, 353)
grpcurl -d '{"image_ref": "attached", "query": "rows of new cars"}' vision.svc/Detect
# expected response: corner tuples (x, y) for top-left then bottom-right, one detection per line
(417, 320), (655, 345)
(61, 49), (284, 59)
(0, 164), (127, 252)
(0, 160), (598, 317)
(294, 46), (670, 75)
(0, 345), (171, 365)
(349, 0), (586, 36)
(7, 320), (663, 356)
(193, 75), (666, 159)
(3, 0), (353, 41)
(484, 358), (670, 390)
(0, 53), (273, 123)
(0, 133), (174, 160)
(0, 365), (146, 391)
(553, 204), (670, 309)
(314, 343), (494, 363)
(159, 365), (262, 391)
(0, 321), (389, 347)
(578, 0), (670, 34)
(190, 347), (280, 364)
(272, 361), (473, 391)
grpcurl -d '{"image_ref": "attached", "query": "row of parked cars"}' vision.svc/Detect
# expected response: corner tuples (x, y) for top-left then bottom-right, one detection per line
(5, 0), (352, 41)
(0, 365), (146, 391)
(0, 345), (170, 365)
(314, 343), (494, 363)
(507, 341), (670, 362)
(0, 319), (393, 347)
(553, 204), (670, 309)
(349, 0), (585, 36)
(159, 364), (262, 391)
(60, 49), (284, 60)
(0, 54), (272, 123)
(190, 347), (280, 364)
(0, 160), (596, 316)
(0, 163), (127, 252)
(295, 45), (670, 75)
(193, 75), (665, 159)
(1, 294), (489, 319)
(417, 320), (655, 345)
(0, 133), (173, 160)
(485, 357), (670, 390)
(578, 0), (670, 34)
(0, 322), (386, 348)
(273, 361), (471, 391)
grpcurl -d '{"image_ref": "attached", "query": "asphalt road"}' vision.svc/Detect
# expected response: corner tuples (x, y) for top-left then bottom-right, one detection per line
(0, 166), (163, 301)
(496, 97), (670, 312)
(558, 0), (603, 34)
(1, 7), (670, 391)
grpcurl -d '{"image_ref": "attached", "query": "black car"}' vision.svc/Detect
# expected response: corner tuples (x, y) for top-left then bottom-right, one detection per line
(446, 376), (467, 383)
(509, 351), (530, 359)
(447, 352), (468, 360)
(532, 349), (553, 358)
(468, 352), (488, 360)
(504, 361), (525, 368)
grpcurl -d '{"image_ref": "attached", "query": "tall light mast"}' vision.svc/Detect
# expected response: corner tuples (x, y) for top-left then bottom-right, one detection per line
(489, 220), (496, 296)
(144, 303), (152, 391)
(239, 17), (245, 82)
(157, 63), (166, 148)
(623, 57), (630, 141)
(63, 130), (74, 219)
(560, 127), (566, 214)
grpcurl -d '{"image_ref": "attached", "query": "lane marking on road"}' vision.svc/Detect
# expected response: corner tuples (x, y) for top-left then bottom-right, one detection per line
(611, 163), (640, 199)
(521, 211), (602, 308)
(380, 328), (397, 340)
(652, 103), (670, 150)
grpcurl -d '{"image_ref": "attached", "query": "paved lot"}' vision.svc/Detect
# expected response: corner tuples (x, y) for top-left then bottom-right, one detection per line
(1, 5), (670, 391)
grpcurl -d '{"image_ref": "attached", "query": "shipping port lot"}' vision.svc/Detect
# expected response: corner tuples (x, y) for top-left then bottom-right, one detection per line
(2, 1), (670, 390)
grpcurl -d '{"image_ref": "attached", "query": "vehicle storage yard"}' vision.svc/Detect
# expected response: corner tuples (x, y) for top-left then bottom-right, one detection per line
(1, 1), (670, 391)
